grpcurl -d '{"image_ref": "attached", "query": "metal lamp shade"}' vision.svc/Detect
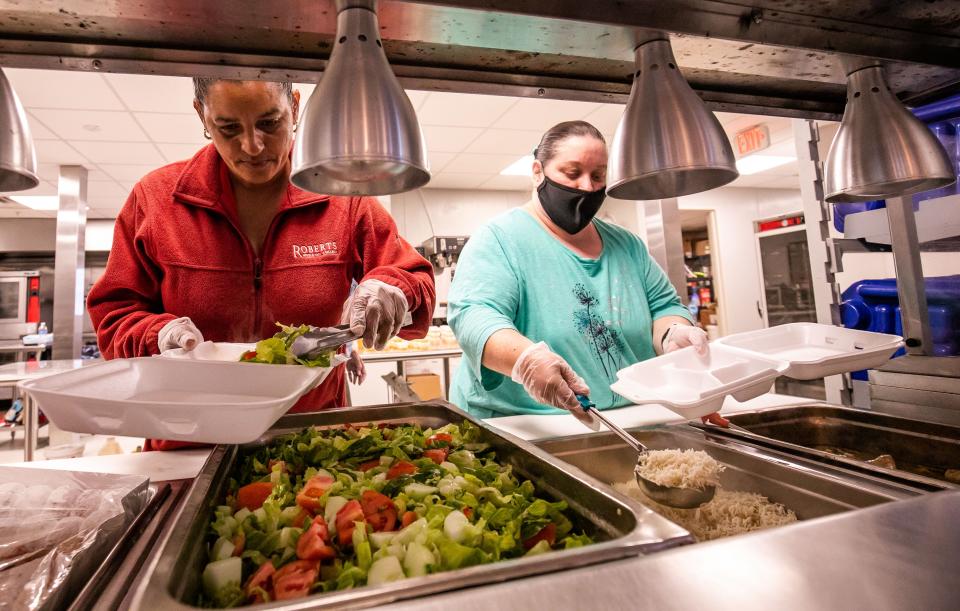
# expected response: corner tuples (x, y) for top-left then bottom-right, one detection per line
(0, 68), (39, 192)
(607, 39), (737, 200)
(824, 66), (955, 203)
(291, 2), (429, 196)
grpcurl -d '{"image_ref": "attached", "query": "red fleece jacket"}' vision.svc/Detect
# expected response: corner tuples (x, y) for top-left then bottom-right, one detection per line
(88, 144), (435, 414)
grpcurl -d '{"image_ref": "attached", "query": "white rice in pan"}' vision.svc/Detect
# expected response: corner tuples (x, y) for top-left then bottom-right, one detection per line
(634, 449), (724, 490)
(617, 449), (798, 541)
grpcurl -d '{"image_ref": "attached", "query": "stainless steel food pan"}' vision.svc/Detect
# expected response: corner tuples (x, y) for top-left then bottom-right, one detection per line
(131, 401), (692, 610)
(536, 425), (919, 529)
(710, 404), (960, 491)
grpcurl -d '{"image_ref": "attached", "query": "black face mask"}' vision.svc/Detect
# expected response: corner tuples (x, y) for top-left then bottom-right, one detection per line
(536, 175), (606, 235)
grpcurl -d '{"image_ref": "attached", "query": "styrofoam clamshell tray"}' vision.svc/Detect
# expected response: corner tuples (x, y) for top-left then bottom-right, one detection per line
(714, 323), (904, 380)
(19, 355), (342, 444)
(610, 323), (903, 419)
(610, 343), (788, 419)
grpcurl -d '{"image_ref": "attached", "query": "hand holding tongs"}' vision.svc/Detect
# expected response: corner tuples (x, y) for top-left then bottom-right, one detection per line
(292, 312), (414, 359)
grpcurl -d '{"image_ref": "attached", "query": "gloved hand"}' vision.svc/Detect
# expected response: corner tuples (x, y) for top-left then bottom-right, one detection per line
(662, 323), (709, 355)
(511, 342), (598, 429)
(342, 279), (409, 351)
(345, 341), (366, 385)
(158, 317), (203, 352)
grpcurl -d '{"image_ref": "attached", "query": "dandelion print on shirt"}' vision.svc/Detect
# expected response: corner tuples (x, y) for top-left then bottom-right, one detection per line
(572, 283), (625, 378)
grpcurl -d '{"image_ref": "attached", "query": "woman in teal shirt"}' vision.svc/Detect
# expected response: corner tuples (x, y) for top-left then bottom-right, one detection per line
(448, 121), (711, 427)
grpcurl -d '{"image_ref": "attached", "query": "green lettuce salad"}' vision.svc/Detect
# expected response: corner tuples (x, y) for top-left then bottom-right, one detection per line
(199, 422), (594, 607)
(240, 323), (332, 368)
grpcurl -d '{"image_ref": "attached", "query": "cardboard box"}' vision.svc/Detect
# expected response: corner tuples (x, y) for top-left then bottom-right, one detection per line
(406, 373), (443, 400)
(693, 240), (710, 256)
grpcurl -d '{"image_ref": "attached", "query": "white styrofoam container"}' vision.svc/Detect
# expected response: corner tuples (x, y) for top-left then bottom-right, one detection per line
(715, 323), (903, 380)
(160, 341), (256, 362)
(20, 357), (335, 444)
(610, 343), (787, 419)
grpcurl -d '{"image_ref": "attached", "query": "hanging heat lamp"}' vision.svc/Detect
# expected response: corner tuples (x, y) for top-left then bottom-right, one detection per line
(292, 0), (429, 196)
(824, 65), (955, 203)
(607, 37), (738, 200)
(0, 68), (39, 192)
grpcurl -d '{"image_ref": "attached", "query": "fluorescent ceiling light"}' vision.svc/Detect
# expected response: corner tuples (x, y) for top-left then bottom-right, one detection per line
(500, 154), (534, 176)
(735, 155), (795, 175)
(9, 195), (59, 210)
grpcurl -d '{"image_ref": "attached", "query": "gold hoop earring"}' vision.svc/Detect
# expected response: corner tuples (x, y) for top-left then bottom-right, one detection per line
(203, 129), (212, 140)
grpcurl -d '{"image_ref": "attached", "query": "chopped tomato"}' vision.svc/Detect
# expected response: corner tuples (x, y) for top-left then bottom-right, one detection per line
(296, 517), (336, 561)
(244, 561), (275, 603)
(232, 530), (245, 556)
(360, 490), (398, 532)
(273, 560), (319, 601)
(523, 523), (557, 550)
(386, 460), (417, 480)
(401, 510), (417, 528)
(291, 508), (312, 528)
(358, 459), (382, 472)
(241, 350), (258, 361)
(334, 499), (365, 547)
(425, 432), (453, 448)
(423, 448), (448, 464)
(296, 474), (335, 512)
(462, 507), (473, 520)
(236, 481), (274, 511)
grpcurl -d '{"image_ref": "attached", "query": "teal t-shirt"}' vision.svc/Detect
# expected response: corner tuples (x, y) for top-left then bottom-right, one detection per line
(448, 208), (692, 419)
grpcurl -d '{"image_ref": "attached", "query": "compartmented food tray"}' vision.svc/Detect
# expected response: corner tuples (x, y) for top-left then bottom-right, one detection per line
(713, 404), (960, 491)
(130, 401), (692, 610)
(536, 425), (919, 540)
(19, 357), (333, 444)
(610, 343), (786, 418)
(715, 323), (903, 380)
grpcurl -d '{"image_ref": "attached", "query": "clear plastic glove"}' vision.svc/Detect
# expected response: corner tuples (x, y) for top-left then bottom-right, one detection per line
(662, 323), (709, 355)
(158, 317), (203, 352)
(342, 279), (409, 351)
(511, 342), (598, 429)
(345, 341), (366, 385)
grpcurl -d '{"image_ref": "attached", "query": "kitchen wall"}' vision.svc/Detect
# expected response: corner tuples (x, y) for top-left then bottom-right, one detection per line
(0, 218), (115, 252)
(677, 187), (805, 336)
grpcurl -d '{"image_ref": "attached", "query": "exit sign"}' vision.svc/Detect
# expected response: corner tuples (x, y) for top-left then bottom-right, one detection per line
(734, 125), (770, 157)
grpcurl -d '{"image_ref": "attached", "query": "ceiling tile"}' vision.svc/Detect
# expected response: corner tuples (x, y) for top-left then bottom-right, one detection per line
(135, 112), (206, 144)
(156, 142), (205, 163)
(34, 140), (89, 165)
(97, 164), (163, 183)
(31, 109), (149, 142)
(422, 125), (483, 152)
(36, 163), (109, 183)
(418, 92), (518, 128)
(119, 181), (139, 192)
(103, 73), (196, 113)
(405, 89), (430, 111)
(581, 104), (625, 134)
(728, 174), (772, 188)
(88, 208), (119, 219)
(492, 98), (601, 131)
(24, 112), (57, 139)
(426, 152), (457, 174)
(479, 175), (534, 191)
(464, 129), (542, 155)
(6, 69), (124, 110)
(442, 153), (515, 175)
(87, 181), (129, 200)
(72, 141), (165, 165)
(424, 173), (487, 190)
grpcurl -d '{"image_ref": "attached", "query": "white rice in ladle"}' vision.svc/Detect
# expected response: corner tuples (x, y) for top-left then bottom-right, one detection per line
(634, 448), (724, 490)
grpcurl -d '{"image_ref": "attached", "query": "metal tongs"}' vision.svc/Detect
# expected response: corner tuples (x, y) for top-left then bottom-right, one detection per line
(576, 395), (716, 509)
(292, 312), (414, 359)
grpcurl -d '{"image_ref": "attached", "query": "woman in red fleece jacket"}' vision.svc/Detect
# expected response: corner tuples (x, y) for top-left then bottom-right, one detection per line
(87, 78), (435, 447)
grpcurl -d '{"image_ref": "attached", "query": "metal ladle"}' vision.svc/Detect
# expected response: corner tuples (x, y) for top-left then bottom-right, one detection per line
(576, 396), (716, 509)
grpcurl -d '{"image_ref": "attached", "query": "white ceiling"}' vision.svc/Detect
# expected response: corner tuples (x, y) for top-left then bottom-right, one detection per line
(0, 68), (800, 220)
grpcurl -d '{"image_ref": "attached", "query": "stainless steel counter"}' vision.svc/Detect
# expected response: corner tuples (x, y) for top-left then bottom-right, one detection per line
(381, 491), (960, 611)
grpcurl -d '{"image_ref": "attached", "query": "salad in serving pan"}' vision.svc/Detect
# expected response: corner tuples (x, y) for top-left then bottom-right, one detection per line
(199, 421), (594, 607)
